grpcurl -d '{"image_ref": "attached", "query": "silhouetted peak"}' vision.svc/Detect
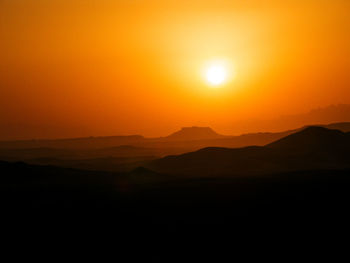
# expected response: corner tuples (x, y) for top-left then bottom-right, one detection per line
(323, 122), (350, 132)
(165, 126), (223, 141)
(289, 126), (344, 137)
(267, 126), (348, 149)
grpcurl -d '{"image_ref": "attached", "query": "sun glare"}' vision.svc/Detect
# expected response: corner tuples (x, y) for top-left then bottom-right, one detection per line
(205, 63), (228, 86)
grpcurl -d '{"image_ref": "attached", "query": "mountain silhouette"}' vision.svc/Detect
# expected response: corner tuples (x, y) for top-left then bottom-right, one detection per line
(2, 127), (350, 235)
(322, 122), (350, 132)
(164, 126), (224, 141)
(267, 126), (350, 150)
(1, 122), (350, 153)
(1, 123), (350, 174)
(146, 126), (350, 176)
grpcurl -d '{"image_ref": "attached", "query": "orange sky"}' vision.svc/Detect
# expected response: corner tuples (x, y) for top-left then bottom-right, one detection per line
(1, 0), (350, 139)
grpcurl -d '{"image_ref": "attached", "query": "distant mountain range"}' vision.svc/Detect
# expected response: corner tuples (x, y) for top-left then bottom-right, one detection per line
(1, 122), (350, 173)
(2, 125), (350, 228)
(2, 124), (350, 231)
(146, 126), (350, 176)
(1, 122), (350, 150)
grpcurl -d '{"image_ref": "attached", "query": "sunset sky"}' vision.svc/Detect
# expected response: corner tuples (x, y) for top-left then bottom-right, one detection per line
(1, 0), (350, 139)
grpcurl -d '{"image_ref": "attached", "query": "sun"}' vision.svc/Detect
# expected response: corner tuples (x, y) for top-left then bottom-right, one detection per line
(205, 63), (228, 86)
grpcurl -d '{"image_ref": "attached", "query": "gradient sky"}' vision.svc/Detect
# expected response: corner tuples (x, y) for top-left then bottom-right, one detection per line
(1, 0), (350, 139)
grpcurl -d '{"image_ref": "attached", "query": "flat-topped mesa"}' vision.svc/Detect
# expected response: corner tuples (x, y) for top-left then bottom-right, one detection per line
(165, 126), (224, 141)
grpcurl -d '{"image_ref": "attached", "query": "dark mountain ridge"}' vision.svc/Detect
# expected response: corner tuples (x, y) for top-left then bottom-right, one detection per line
(146, 127), (350, 176)
(1, 122), (349, 151)
(2, 127), (350, 234)
(267, 126), (350, 150)
(1, 123), (350, 174)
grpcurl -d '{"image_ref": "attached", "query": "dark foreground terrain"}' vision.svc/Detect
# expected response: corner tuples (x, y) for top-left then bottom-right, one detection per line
(2, 160), (350, 259)
(2, 160), (350, 230)
(2, 126), (350, 259)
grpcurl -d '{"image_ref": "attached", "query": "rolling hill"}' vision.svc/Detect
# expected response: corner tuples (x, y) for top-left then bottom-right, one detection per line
(146, 127), (350, 176)
(2, 122), (350, 151)
(1, 123), (350, 173)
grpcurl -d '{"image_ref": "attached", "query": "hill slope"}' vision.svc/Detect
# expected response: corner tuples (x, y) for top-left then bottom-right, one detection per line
(267, 126), (349, 150)
(146, 127), (350, 176)
(1, 122), (350, 152)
